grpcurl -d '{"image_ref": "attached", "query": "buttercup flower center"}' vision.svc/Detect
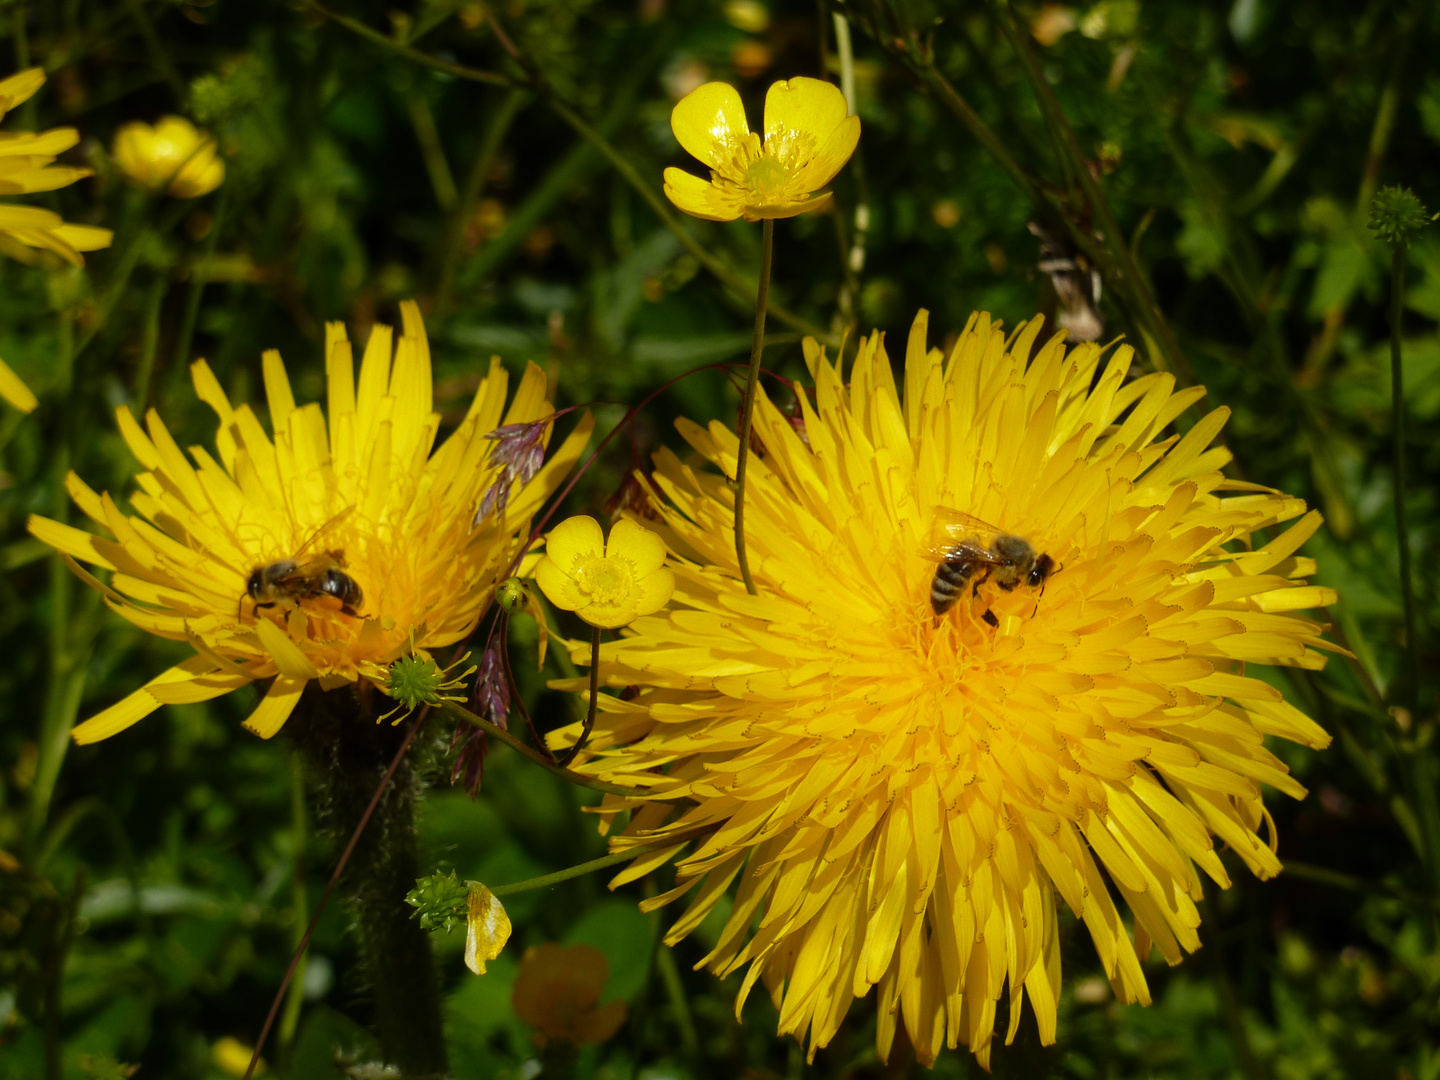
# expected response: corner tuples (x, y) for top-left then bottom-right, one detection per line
(573, 553), (634, 605)
(744, 154), (791, 200)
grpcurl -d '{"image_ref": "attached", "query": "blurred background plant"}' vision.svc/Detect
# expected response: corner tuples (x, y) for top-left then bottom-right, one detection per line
(0, 0), (1436, 1077)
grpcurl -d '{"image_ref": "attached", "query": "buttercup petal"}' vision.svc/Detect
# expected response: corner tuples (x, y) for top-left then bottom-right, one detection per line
(607, 518), (668, 575)
(744, 191), (832, 221)
(663, 166), (742, 222)
(671, 81), (750, 170)
(763, 76), (850, 163)
(545, 514), (606, 570)
(631, 566), (676, 618)
(576, 597), (639, 629)
(790, 113), (861, 192)
(535, 557), (589, 613)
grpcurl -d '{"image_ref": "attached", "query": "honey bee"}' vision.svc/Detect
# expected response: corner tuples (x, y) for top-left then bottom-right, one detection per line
(921, 508), (1055, 617)
(240, 511), (364, 619)
(244, 551), (364, 617)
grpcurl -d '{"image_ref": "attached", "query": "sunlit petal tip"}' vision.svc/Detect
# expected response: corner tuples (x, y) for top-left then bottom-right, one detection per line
(671, 81), (750, 169)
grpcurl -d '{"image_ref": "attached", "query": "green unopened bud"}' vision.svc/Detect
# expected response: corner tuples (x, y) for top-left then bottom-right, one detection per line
(406, 869), (470, 933)
(1369, 185), (1431, 247)
(496, 576), (528, 614)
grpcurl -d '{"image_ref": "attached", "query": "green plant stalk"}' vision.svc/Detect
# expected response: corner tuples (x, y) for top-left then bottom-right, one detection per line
(132, 275), (166, 412)
(734, 217), (774, 597)
(1388, 243), (1420, 707)
(169, 182), (228, 399)
(487, 827), (707, 897)
(434, 87), (527, 314)
(558, 623), (602, 767)
(655, 941), (701, 1060)
(288, 690), (447, 1078)
(440, 699), (636, 795)
(278, 752), (310, 1048)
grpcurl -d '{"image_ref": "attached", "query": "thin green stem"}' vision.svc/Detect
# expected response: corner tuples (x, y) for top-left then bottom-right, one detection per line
(559, 623), (603, 767)
(1389, 242), (1419, 708)
(169, 185), (227, 398)
(278, 752), (309, 1048)
(440, 699), (636, 796)
(434, 87), (527, 314)
(487, 828), (708, 897)
(1283, 859), (1440, 912)
(734, 216), (774, 597)
(656, 940), (701, 1059)
(132, 275), (166, 412)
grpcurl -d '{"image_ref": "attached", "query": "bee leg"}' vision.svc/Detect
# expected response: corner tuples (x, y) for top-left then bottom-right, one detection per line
(982, 609), (999, 628)
(969, 568), (994, 598)
(998, 579), (1019, 592)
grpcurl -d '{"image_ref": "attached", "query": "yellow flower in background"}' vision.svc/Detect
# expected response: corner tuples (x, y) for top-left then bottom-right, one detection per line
(512, 943), (627, 1047)
(663, 76), (859, 223)
(0, 68), (112, 268)
(0, 70), (113, 411)
(535, 516), (674, 629)
(28, 301), (593, 743)
(565, 311), (1336, 1067)
(113, 115), (225, 198)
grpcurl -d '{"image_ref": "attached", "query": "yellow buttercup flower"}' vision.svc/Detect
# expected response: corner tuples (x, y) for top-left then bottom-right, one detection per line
(535, 516), (675, 629)
(565, 311), (1336, 1067)
(113, 115), (225, 198)
(663, 77), (859, 223)
(28, 301), (592, 743)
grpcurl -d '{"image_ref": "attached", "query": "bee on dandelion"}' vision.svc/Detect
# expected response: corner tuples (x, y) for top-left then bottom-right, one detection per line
(556, 310), (1337, 1068)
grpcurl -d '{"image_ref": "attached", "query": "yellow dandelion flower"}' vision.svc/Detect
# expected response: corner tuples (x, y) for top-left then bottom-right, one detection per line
(28, 301), (593, 744)
(0, 68), (113, 267)
(566, 310), (1336, 1067)
(663, 76), (860, 223)
(113, 115), (225, 199)
(535, 516), (675, 629)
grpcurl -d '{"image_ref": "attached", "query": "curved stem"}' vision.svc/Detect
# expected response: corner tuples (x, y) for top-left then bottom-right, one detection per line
(734, 217), (774, 597)
(488, 827), (708, 897)
(559, 623), (603, 767)
(440, 699), (635, 796)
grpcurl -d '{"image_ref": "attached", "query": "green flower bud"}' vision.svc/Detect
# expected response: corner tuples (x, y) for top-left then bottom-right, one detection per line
(496, 576), (528, 614)
(1369, 185), (1430, 247)
(406, 869), (470, 933)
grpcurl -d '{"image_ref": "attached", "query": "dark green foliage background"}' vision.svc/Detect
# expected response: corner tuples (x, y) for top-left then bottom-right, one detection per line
(1, 0), (1437, 1077)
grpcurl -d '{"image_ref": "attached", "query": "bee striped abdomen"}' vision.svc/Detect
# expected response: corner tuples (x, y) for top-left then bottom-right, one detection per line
(930, 556), (976, 615)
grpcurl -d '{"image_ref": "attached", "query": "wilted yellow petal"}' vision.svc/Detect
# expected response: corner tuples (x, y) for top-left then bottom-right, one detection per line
(463, 885), (511, 975)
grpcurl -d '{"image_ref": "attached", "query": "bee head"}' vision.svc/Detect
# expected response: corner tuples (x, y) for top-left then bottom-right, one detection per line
(1028, 553), (1056, 588)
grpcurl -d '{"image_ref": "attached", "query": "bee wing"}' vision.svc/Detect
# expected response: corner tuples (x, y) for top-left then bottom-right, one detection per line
(293, 506), (358, 559)
(919, 506), (1004, 562)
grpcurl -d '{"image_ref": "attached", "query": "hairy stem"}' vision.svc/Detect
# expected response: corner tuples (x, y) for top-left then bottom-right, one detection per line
(734, 217), (774, 596)
(441, 699), (636, 796)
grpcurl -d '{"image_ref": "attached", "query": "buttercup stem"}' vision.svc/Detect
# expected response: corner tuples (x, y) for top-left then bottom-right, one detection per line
(559, 623), (603, 767)
(1388, 242), (1420, 708)
(440, 699), (635, 796)
(734, 216), (774, 597)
